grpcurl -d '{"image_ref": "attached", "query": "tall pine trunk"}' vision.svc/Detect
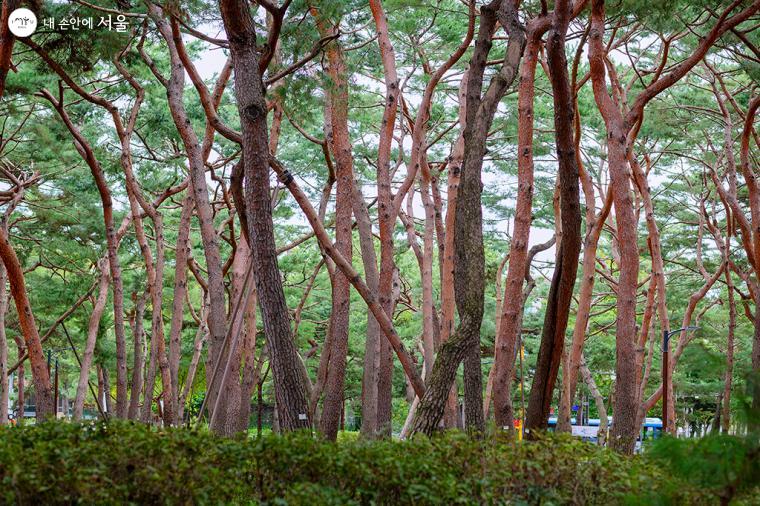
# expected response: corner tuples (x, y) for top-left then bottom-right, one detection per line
(310, 4), (354, 441)
(525, 0), (582, 433)
(0, 263), (7, 425)
(412, 0), (524, 435)
(219, 0), (311, 430)
(588, 0), (639, 452)
(492, 19), (543, 431)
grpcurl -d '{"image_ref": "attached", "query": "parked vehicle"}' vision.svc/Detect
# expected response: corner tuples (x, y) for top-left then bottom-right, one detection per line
(546, 416), (663, 451)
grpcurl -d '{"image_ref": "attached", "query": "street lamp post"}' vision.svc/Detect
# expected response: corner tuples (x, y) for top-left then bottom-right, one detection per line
(662, 326), (699, 435)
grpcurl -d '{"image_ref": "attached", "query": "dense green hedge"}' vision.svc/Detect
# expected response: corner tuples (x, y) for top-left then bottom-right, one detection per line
(0, 421), (757, 505)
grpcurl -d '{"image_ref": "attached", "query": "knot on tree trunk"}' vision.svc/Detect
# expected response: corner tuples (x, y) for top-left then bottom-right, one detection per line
(243, 103), (266, 122)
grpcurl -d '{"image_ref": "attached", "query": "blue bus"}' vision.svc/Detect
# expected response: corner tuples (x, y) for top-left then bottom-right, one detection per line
(546, 416), (663, 449)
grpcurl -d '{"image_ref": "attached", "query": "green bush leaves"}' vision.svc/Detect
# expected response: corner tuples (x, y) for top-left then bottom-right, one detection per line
(0, 421), (757, 505)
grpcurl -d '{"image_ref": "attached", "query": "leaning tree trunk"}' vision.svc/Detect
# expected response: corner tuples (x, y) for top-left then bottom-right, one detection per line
(73, 262), (110, 420)
(178, 321), (208, 423)
(579, 355), (608, 446)
(236, 258), (259, 433)
(0, 227), (54, 420)
(40, 89), (130, 420)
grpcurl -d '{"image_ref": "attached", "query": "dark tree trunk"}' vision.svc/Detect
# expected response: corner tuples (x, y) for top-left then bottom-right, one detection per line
(525, 0), (582, 433)
(412, 0), (525, 435)
(0, 0), (19, 100)
(491, 21), (546, 431)
(463, 344), (483, 432)
(128, 292), (146, 420)
(219, 0), (311, 431)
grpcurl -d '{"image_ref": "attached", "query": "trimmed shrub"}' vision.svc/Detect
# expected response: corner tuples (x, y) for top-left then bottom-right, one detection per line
(0, 421), (756, 505)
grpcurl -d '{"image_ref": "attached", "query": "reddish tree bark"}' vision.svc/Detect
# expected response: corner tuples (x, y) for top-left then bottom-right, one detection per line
(0, 227), (53, 419)
(370, 0), (474, 435)
(310, 4), (354, 441)
(364, 0), (399, 432)
(178, 320), (208, 423)
(557, 161), (612, 432)
(485, 235), (555, 419)
(604, 58), (673, 433)
(704, 198), (738, 433)
(28, 52), (133, 418)
(270, 158), (425, 398)
(589, 0), (759, 449)
(236, 248), (259, 432)
(0, 0), (19, 100)
(588, 0), (640, 453)
(492, 17), (545, 431)
(739, 98), (760, 417)
(706, 92), (760, 426)
(580, 354), (608, 446)
(73, 261), (110, 420)
(0, 262), (6, 425)
(371, 0), (402, 436)
(39, 87), (131, 421)
(145, 11), (228, 428)
(640, 263), (726, 420)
